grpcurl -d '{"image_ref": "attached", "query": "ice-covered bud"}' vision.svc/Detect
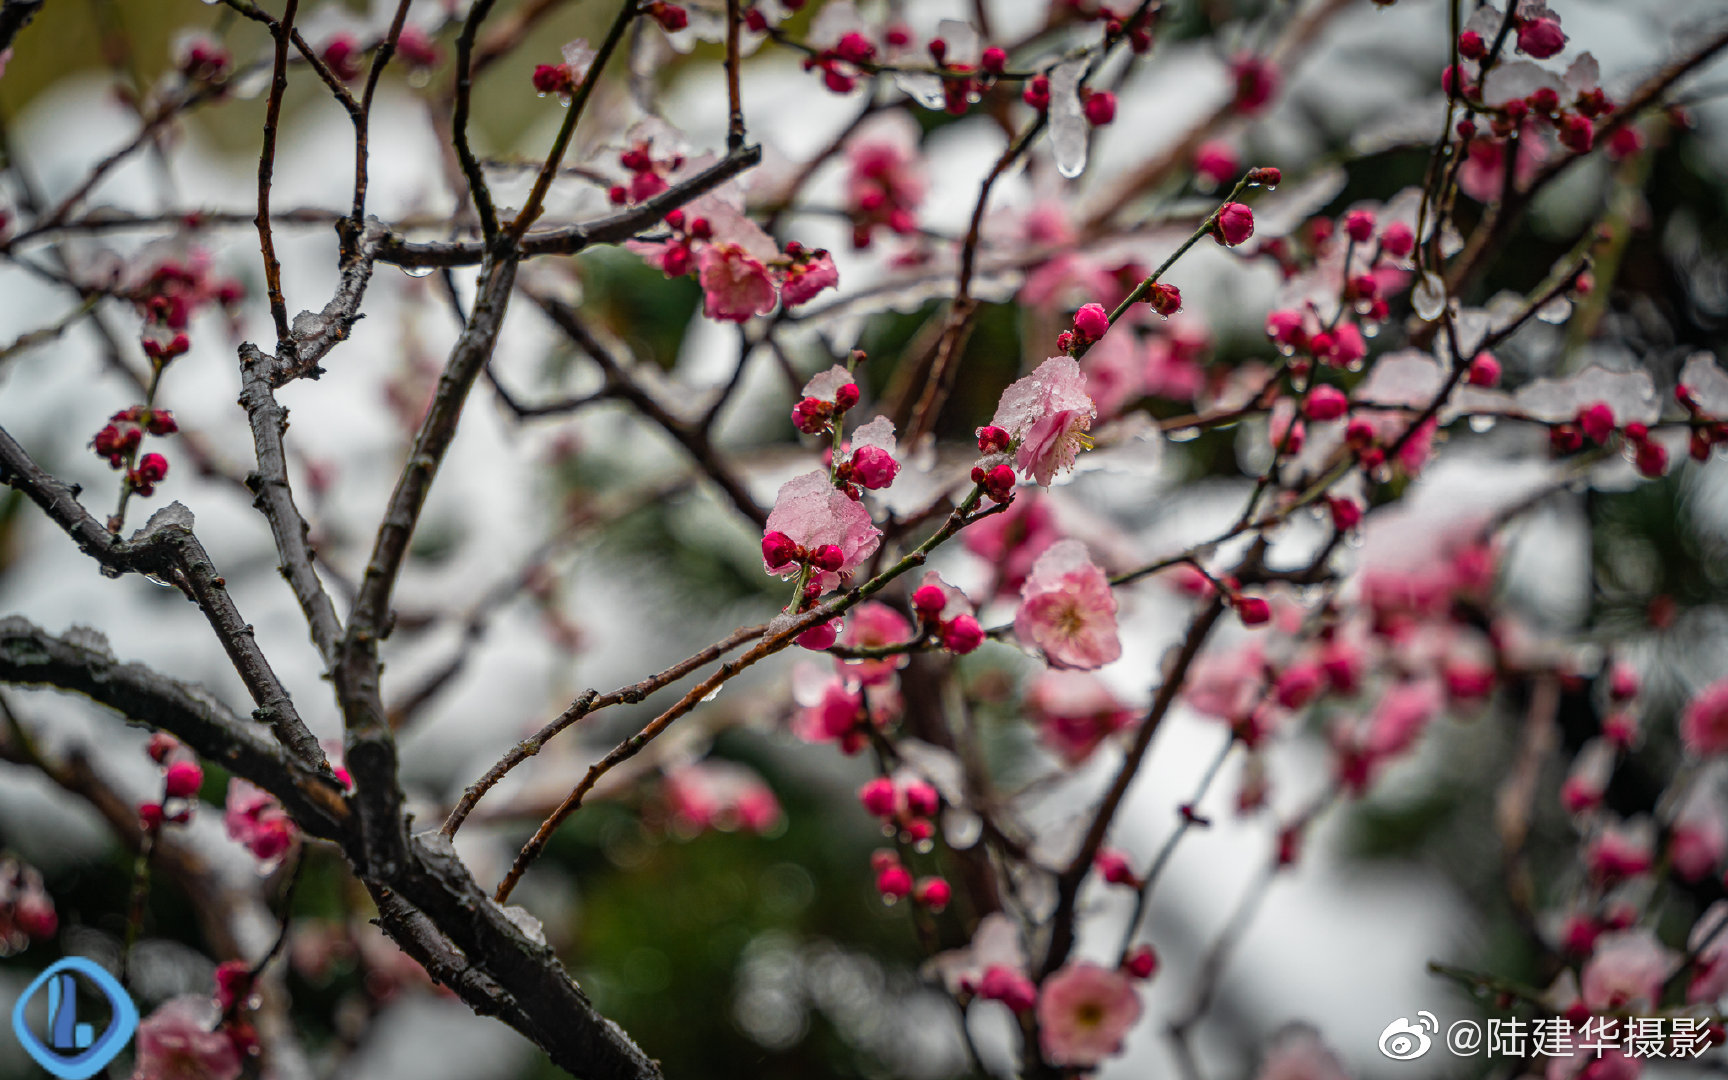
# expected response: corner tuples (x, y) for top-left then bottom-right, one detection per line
(164, 760), (203, 799)
(1230, 54), (1278, 115)
(1194, 141), (1238, 187)
(1529, 86), (1560, 115)
(1146, 283), (1181, 317)
(1577, 401), (1616, 444)
(915, 877), (951, 911)
(532, 63), (570, 95)
(797, 620), (839, 651)
(1457, 29), (1485, 60)
(646, 1), (687, 30)
(1095, 849), (1139, 887)
(147, 732), (181, 764)
(1023, 74), (1050, 110)
(1073, 302), (1111, 341)
(978, 966), (1038, 1011)
(762, 531), (799, 569)
(1379, 221), (1416, 260)
(1466, 352), (1501, 387)
(1303, 385), (1349, 421)
(1343, 209), (1376, 244)
(859, 777), (899, 818)
(792, 397), (830, 434)
(912, 584), (948, 620)
(875, 859), (913, 900)
(1266, 309), (1306, 348)
(941, 614), (985, 654)
(1326, 495), (1363, 533)
(981, 46), (1007, 75)
(1634, 438), (1668, 478)
(810, 544), (845, 572)
(976, 425), (1011, 454)
(1246, 166), (1281, 187)
(1517, 17), (1566, 60)
(1123, 945), (1159, 980)
(833, 382), (861, 412)
(1214, 202), (1254, 247)
(851, 445), (900, 489)
(1233, 594), (1271, 626)
(1082, 89), (1116, 126)
(1558, 113), (1594, 154)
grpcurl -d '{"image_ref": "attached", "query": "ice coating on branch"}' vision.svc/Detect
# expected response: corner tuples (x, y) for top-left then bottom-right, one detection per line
(1514, 367), (1659, 426)
(1048, 60), (1090, 179)
(1680, 352), (1728, 414)
(991, 357), (1097, 486)
(1353, 349), (1442, 408)
(762, 471), (881, 593)
(1014, 540), (1121, 670)
(496, 902), (548, 946)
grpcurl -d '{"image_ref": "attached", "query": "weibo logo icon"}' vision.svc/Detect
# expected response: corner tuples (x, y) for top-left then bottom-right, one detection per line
(11, 957), (139, 1079)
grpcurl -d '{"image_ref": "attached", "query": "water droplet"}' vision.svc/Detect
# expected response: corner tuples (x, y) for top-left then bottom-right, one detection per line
(1362, 322), (1381, 339)
(400, 264), (435, 279)
(1167, 427), (1200, 443)
(700, 683), (723, 703)
(1276, 343), (1296, 357)
(1264, 182), (1279, 191)
(143, 571), (175, 588)
(914, 838), (934, 854)
(1346, 531), (1366, 549)
(1413, 272), (1447, 321)
(1469, 415), (1497, 433)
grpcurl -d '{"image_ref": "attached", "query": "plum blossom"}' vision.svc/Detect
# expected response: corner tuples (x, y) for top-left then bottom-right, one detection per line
(845, 112), (926, 246)
(662, 760), (781, 835)
(1686, 901), (1728, 1003)
(132, 996), (242, 1080)
(1254, 1026), (1351, 1080)
(836, 600), (912, 685)
(1015, 540), (1121, 670)
(698, 243), (778, 322)
(990, 357), (1098, 486)
(762, 471), (881, 593)
(224, 778), (295, 862)
(1036, 962), (1142, 1066)
(1026, 670), (1137, 764)
(1681, 678), (1728, 755)
(1580, 929), (1672, 1011)
(1668, 777), (1726, 881)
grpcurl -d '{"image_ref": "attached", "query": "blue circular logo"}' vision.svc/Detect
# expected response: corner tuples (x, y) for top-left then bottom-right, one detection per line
(11, 957), (139, 1080)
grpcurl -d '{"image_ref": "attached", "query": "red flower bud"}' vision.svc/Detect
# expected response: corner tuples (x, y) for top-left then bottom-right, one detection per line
(164, 759), (203, 799)
(1123, 945), (1159, 980)
(762, 531), (798, 569)
(976, 425), (1011, 454)
(1214, 202), (1254, 247)
(810, 544), (845, 573)
(1081, 89), (1116, 126)
(981, 47), (1007, 75)
(1303, 385), (1349, 422)
(1234, 594), (1272, 626)
(913, 876), (951, 911)
(859, 777), (898, 818)
(1466, 352), (1501, 387)
(940, 614), (984, 654)
(1146, 282), (1181, 317)
(912, 584), (948, 620)
(833, 382), (861, 412)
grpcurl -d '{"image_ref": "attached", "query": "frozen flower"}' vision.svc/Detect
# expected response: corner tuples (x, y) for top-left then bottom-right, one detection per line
(133, 996), (242, 1080)
(990, 357), (1098, 486)
(1681, 678), (1728, 756)
(1026, 670), (1137, 764)
(224, 778), (295, 862)
(1036, 962), (1142, 1066)
(1517, 17), (1566, 60)
(762, 471), (881, 593)
(1580, 929), (1672, 1011)
(1015, 540), (1121, 670)
(779, 247), (839, 307)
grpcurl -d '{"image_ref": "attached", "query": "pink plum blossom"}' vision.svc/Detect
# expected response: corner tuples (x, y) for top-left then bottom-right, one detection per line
(662, 760), (781, 835)
(1025, 670), (1138, 764)
(132, 996), (242, 1080)
(697, 243), (779, 322)
(1686, 901), (1728, 1003)
(224, 778), (295, 863)
(1681, 678), (1728, 755)
(1015, 540), (1122, 670)
(1585, 818), (1655, 882)
(1254, 1026), (1350, 1080)
(763, 471), (881, 593)
(990, 358), (1098, 486)
(837, 600), (913, 685)
(1037, 962), (1142, 1066)
(963, 493), (1061, 596)
(780, 248), (839, 307)
(1580, 929), (1672, 1011)
(1669, 779), (1726, 881)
